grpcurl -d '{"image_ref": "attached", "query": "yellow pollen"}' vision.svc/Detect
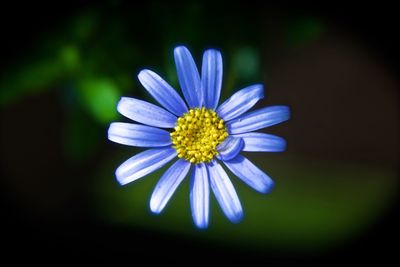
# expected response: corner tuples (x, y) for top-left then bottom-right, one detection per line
(171, 108), (229, 164)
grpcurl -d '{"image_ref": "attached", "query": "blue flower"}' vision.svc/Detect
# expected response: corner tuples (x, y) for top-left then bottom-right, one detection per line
(108, 46), (290, 228)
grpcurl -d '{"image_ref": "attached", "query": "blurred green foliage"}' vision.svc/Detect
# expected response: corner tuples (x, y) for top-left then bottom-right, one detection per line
(0, 4), (325, 119)
(286, 17), (324, 47)
(1, 3), (289, 166)
(232, 47), (260, 81)
(1, 2), (357, 252)
(94, 154), (397, 252)
(77, 78), (119, 123)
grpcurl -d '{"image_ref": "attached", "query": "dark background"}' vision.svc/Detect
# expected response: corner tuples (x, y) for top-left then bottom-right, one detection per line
(1, 1), (398, 265)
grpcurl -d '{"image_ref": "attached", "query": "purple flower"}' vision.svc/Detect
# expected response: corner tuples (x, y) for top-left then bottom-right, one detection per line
(108, 46), (290, 228)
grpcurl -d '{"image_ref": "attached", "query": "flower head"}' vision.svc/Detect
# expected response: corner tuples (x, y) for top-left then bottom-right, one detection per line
(108, 46), (290, 228)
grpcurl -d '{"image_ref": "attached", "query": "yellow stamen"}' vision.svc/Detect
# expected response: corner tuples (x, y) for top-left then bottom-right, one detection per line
(171, 108), (228, 164)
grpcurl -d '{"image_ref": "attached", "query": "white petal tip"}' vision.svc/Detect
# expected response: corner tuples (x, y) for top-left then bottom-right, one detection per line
(116, 98), (126, 113)
(174, 45), (189, 54)
(282, 106), (291, 120)
(280, 140), (287, 152)
(137, 69), (146, 79)
(107, 125), (113, 140)
(260, 180), (275, 194)
(256, 84), (265, 98)
(150, 195), (163, 213)
(229, 212), (244, 224)
(150, 209), (162, 215)
(115, 175), (128, 186)
(115, 168), (133, 186)
(150, 203), (162, 214)
(204, 48), (221, 55)
(194, 221), (209, 229)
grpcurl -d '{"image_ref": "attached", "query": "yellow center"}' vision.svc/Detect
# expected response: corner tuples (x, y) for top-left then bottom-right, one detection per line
(170, 108), (229, 164)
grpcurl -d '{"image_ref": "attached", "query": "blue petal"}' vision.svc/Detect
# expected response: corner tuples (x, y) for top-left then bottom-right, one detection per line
(217, 84), (264, 121)
(115, 147), (177, 185)
(233, 132), (286, 152)
(174, 46), (202, 108)
(108, 122), (172, 147)
(190, 163), (209, 229)
(202, 49), (223, 110)
(117, 97), (177, 128)
(150, 158), (191, 214)
(223, 155), (274, 194)
(226, 105), (290, 134)
(138, 69), (188, 116)
(207, 160), (243, 223)
(216, 136), (244, 161)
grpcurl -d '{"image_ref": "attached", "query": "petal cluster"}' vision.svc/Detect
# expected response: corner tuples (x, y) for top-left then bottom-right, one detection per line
(108, 46), (290, 228)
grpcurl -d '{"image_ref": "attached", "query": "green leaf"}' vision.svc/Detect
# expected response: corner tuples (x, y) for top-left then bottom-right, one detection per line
(77, 78), (120, 124)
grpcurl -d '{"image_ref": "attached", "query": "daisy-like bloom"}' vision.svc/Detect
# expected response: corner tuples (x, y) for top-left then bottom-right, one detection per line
(108, 46), (290, 228)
